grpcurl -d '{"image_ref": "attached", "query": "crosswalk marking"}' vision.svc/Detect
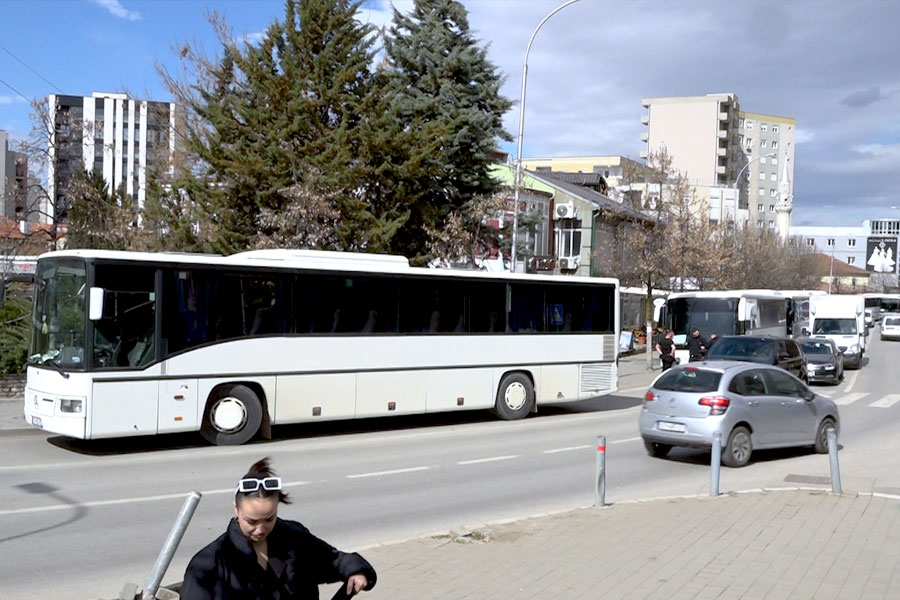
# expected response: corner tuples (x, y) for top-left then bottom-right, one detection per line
(834, 392), (869, 406)
(869, 394), (900, 408)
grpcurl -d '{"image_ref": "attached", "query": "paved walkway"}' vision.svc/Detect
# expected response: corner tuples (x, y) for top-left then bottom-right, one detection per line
(345, 489), (900, 600)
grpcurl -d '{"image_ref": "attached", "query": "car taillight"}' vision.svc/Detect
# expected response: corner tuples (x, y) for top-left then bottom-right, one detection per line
(643, 391), (658, 406)
(699, 396), (730, 416)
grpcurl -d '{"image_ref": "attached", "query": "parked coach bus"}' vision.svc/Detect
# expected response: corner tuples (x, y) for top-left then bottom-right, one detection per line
(653, 290), (795, 364)
(23, 249), (620, 445)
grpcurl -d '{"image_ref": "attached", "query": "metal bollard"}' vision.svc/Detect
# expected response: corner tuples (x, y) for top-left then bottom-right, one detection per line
(710, 432), (722, 497)
(595, 435), (606, 507)
(142, 490), (203, 600)
(827, 427), (842, 494)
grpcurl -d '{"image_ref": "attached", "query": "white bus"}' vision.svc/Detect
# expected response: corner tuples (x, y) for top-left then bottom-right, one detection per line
(23, 249), (620, 445)
(654, 290), (795, 364)
(862, 293), (900, 324)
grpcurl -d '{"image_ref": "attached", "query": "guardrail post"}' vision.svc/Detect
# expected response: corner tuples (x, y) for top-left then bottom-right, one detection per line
(827, 427), (842, 494)
(142, 490), (202, 600)
(710, 432), (722, 497)
(595, 435), (606, 507)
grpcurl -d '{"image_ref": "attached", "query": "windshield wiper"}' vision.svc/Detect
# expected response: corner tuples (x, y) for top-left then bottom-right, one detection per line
(46, 360), (70, 379)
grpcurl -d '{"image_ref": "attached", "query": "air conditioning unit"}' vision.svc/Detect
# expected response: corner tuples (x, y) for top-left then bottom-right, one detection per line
(559, 256), (580, 270)
(554, 201), (576, 219)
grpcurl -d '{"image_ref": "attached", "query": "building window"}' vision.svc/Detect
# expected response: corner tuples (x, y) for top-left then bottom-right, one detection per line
(772, 141), (778, 149)
(746, 121), (754, 130)
(757, 203), (763, 211)
(758, 188), (765, 196)
(770, 189), (777, 197)
(761, 124), (768, 132)
(769, 205), (775, 212)
(759, 172), (766, 180)
(739, 118), (745, 127)
(768, 221), (774, 228)
(806, 239), (815, 247)
(848, 239), (856, 247)
(604, 170), (610, 178)
(827, 238), (835, 246)
(746, 137), (753, 148)
(770, 174), (777, 181)
(739, 134), (744, 143)
(848, 257), (856, 265)
(772, 125), (779, 133)
(759, 157), (767, 164)
(761, 140), (767, 148)
(771, 156), (778, 165)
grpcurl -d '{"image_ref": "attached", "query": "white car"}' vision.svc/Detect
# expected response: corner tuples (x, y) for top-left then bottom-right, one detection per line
(881, 314), (900, 341)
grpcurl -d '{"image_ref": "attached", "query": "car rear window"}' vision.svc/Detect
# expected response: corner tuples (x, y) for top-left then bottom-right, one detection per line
(885, 317), (900, 326)
(706, 337), (775, 364)
(654, 368), (723, 392)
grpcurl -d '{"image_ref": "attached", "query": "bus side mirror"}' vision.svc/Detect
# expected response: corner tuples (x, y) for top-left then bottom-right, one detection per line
(89, 287), (105, 320)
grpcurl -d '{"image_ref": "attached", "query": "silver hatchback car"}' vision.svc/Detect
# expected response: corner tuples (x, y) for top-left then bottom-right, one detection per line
(639, 361), (839, 467)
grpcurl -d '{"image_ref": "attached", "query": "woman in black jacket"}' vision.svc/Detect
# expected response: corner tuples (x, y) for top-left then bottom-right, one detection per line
(182, 457), (376, 600)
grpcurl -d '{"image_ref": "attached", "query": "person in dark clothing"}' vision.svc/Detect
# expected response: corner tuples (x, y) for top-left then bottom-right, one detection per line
(687, 328), (707, 362)
(706, 332), (719, 352)
(181, 457), (376, 600)
(656, 330), (676, 371)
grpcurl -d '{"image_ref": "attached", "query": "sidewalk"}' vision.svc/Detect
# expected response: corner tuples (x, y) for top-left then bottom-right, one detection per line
(617, 349), (660, 392)
(0, 396), (25, 431)
(351, 489), (900, 600)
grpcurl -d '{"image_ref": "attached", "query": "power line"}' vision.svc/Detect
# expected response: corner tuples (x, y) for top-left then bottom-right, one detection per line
(0, 43), (63, 93)
(0, 76), (30, 102)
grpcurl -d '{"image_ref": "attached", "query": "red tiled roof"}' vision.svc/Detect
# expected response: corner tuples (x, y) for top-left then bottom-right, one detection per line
(807, 253), (870, 277)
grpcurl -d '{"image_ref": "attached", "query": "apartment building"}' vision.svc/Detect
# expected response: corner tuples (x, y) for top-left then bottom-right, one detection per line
(0, 130), (29, 221)
(641, 94), (795, 231)
(791, 219), (900, 276)
(45, 92), (183, 224)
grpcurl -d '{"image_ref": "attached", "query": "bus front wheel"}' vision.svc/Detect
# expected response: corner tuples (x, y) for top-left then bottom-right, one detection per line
(201, 385), (263, 446)
(492, 373), (534, 420)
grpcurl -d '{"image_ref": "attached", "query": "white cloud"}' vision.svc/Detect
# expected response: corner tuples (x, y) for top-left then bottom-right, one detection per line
(90, 0), (141, 22)
(237, 31), (266, 46)
(0, 95), (27, 105)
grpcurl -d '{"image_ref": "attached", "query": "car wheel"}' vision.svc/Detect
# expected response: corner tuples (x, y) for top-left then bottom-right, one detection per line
(643, 439), (672, 458)
(200, 384), (263, 446)
(815, 417), (837, 454)
(721, 426), (752, 467)
(491, 372), (534, 420)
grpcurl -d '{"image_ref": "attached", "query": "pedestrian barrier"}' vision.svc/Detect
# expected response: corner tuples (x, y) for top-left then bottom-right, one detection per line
(710, 432), (722, 496)
(595, 435), (606, 507)
(827, 427), (842, 493)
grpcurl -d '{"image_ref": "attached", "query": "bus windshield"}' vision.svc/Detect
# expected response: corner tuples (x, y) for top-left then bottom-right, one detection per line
(667, 298), (740, 336)
(30, 259), (87, 369)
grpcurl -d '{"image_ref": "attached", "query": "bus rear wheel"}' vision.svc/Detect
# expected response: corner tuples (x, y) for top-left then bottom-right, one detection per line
(491, 372), (534, 420)
(201, 385), (263, 446)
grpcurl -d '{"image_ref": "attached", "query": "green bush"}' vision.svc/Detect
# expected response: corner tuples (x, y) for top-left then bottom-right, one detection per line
(0, 295), (31, 375)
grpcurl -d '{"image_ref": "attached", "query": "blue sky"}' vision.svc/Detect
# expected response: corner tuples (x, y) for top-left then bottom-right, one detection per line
(2, 0), (899, 227)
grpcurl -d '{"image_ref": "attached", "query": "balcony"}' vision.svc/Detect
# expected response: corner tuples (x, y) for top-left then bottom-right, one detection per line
(719, 112), (729, 121)
(717, 130), (728, 139)
(640, 132), (648, 142)
(641, 98), (650, 108)
(641, 115), (650, 125)
(639, 149), (648, 159)
(717, 147), (727, 157)
(716, 165), (727, 175)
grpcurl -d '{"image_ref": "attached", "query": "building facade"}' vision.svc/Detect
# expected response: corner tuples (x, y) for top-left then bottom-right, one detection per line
(45, 92), (183, 224)
(0, 130), (29, 221)
(641, 94), (795, 231)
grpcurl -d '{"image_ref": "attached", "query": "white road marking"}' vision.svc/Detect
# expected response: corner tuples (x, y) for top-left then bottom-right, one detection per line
(543, 445), (591, 454)
(346, 466), (430, 479)
(868, 394), (900, 409)
(457, 455), (518, 465)
(0, 480), (309, 516)
(609, 436), (642, 444)
(833, 392), (868, 406)
(843, 370), (860, 393)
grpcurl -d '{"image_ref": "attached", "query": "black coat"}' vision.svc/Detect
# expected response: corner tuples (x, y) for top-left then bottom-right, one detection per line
(181, 517), (376, 600)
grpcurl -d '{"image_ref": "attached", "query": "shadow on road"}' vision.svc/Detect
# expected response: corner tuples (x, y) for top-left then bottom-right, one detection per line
(659, 443), (844, 467)
(0, 482), (86, 545)
(46, 393), (642, 455)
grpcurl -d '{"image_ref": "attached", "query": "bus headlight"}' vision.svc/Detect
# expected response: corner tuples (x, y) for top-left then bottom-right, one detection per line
(59, 399), (83, 414)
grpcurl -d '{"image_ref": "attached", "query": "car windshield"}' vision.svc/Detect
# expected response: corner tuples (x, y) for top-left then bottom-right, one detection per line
(813, 318), (857, 335)
(706, 337), (775, 364)
(884, 317), (900, 327)
(654, 368), (722, 392)
(801, 341), (834, 357)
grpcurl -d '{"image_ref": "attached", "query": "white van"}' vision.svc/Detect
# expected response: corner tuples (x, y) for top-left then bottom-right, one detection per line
(808, 295), (866, 368)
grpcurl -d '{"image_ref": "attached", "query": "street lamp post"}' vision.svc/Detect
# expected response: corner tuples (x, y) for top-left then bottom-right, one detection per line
(511, 0), (586, 272)
(732, 151), (777, 224)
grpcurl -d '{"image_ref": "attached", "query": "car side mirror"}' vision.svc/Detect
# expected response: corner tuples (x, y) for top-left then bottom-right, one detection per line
(801, 328), (809, 336)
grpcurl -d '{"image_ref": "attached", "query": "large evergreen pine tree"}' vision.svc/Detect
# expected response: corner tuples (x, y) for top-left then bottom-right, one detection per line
(173, 0), (385, 252)
(383, 0), (513, 263)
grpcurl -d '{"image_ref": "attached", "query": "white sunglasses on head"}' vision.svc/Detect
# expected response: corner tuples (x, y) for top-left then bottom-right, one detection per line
(236, 476), (283, 493)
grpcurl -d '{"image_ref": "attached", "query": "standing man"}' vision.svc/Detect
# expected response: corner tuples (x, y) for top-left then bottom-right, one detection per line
(656, 330), (676, 371)
(706, 332), (719, 353)
(687, 328), (707, 362)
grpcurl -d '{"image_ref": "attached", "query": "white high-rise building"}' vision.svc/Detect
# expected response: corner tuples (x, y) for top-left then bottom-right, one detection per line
(641, 94), (795, 229)
(45, 92), (183, 224)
